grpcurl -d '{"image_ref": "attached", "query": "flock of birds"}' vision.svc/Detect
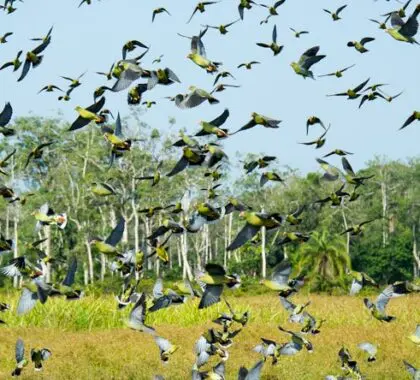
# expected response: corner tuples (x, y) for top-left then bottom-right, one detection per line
(1, 0), (420, 378)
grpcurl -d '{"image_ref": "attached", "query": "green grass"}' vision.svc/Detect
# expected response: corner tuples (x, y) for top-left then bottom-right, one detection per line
(0, 293), (419, 379)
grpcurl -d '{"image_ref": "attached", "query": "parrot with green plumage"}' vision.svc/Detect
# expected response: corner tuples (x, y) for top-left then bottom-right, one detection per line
(291, 46), (326, 79)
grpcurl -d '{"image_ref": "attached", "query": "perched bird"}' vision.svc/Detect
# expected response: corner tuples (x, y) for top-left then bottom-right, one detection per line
(323, 5), (347, 21)
(237, 61), (260, 70)
(256, 25), (283, 56)
(154, 336), (178, 362)
(11, 339), (28, 376)
(127, 293), (156, 334)
(347, 37), (375, 53)
(152, 7), (171, 22)
(289, 28), (309, 38)
(327, 78), (370, 99)
(232, 112), (281, 134)
(386, 5), (420, 43)
(203, 19), (240, 35)
(68, 97), (105, 131)
(291, 46), (326, 79)
(364, 285), (396, 322)
(319, 64), (355, 78)
(358, 342), (377, 362)
(187, 2), (220, 24)
(31, 348), (52, 371)
(227, 211), (283, 250)
(408, 324), (420, 345)
(24, 141), (54, 169)
(400, 111), (420, 130)
(90, 217), (125, 257)
(196, 263), (241, 309)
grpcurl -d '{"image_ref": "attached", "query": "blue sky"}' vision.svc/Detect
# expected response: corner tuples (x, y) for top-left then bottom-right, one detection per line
(1, 0), (419, 175)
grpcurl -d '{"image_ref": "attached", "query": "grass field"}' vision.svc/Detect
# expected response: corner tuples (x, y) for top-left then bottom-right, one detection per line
(0, 293), (418, 379)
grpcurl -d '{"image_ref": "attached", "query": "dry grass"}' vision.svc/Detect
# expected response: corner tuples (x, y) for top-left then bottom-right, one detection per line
(0, 294), (418, 379)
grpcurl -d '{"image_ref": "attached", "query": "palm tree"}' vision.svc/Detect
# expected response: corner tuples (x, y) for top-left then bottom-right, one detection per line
(296, 230), (350, 292)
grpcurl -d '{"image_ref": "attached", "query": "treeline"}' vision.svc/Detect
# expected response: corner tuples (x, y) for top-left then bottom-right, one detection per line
(0, 115), (419, 292)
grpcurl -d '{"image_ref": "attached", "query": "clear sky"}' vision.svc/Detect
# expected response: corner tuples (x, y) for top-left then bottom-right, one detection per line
(1, 0), (419, 175)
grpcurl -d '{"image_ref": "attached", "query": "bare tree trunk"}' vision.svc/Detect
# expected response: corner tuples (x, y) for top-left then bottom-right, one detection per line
(341, 208), (350, 257)
(181, 234), (192, 280)
(85, 239), (94, 284)
(100, 254), (106, 281)
(45, 225), (52, 283)
(131, 178), (139, 253)
(5, 206), (9, 239)
(83, 263), (89, 286)
(261, 225), (266, 278)
(413, 224), (420, 278)
(13, 214), (19, 288)
(381, 179), (388, 247)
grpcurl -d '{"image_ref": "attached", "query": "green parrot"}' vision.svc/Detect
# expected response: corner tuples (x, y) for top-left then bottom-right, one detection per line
(232, 112), (281, 134)
(238, 360), (264, 380)
(172, 131), (200, 148)
(256, 25), (283, 56)
(187, 50), (221, 73)
(358, 342), (377, 362)
(278, 232), (311, 245)
(0, 256), (43, 279)
(260, 259), (301, 296)
(91, 182), (116, 196)
(147, 67), (180, 90)
(17, 277), (50, 315)
(32, 202), (67, 231)
(260, 171), (284, 187)
(364, 285), (396, 322)
(0, 31), (12, 43)
(224, 197), (252, 214)
(327, 78), (370, 99)
(301, 314), (326, 335)
(408, 324), (420, 345)
(167, 146), (206, 176)
(403, 361), (420, 380)
(0, 148), (16, 175)
(61, 71), (85, 89)
(111, 58), (149, 92)
(196, 263), (241, 309)
(289, 27), (309, 38)
(213, 71), (236, 85)
(400, 111), (420, 130)
(195, 109), (229, 138)
(58, 88), (73, 102)
(38, 85), (63, 94)
(204, 164), (223, 181)
(284, 205), (305, 225)
(323, 5), (347, 21)
(315, 184), (349, 207)
(204, 143), (228, 168)
(386, 5), (420, 43)
(18, 37), (52, 82)
(318, 64), (355, 78)
(341, 157), (375, 187)
(90, 217), (125, 257)
(300, 126), (329, 149)
(176, 86), (220, 109)
(225, 298), (249, 326)
(338, 347), (362, 379)
(243, 155), (276, 173)
(291, 46), (326, 79)
(127, 83), (148, 105)
(187, 2), (220, 23)
(11, 339), (28, 376)
(0, 50), (23, 72)
(259, 0), (286, 23)
(341, 218), (379, 236)
(238, 0), (256, 20)
(50, 258), (82, 300)
(323, 149), (353, 158)
(68, 96), (105, 131)
(136, 161), (163, 186)
(152, 7), (171, 22)
(203, 19), (239, 34)
(237, 61), (260, 70)
(154, 336), (178, 362)
(24, 141), (54, 169)
(126, 293), (156, 335)
(347, 37), (375, 53)
(96, 62), (115, 80)
(122, 40), (148, 59)
(148, 219), (184, 240)
(31, 348), (51, 371)
(347, 268), (377, 295)
(253, 338), (282, 364)
(227, 211), (283, 250)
